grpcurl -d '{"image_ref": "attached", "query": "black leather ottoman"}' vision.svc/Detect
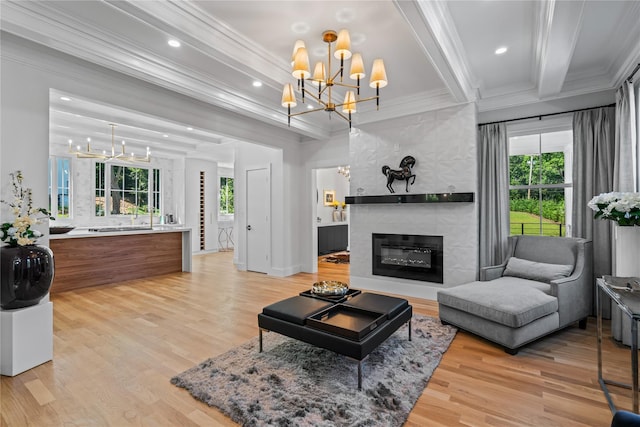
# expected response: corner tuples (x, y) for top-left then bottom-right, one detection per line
(258, 292), (412, 389)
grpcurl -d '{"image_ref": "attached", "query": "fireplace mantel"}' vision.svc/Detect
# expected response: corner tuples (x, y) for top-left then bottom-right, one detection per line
(345, 192), (474, 205)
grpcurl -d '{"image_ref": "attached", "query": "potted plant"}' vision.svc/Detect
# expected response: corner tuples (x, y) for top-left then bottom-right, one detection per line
(1, 170), (55, 309)
(589, 191), (640, 278)
(588, 192), (640, 226)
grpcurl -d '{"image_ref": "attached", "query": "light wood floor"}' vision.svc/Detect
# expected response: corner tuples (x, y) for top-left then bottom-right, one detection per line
(0, 251), (632, 426)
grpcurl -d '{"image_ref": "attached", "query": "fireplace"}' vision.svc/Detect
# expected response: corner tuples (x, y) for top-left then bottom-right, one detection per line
(372, 234), (443, 283)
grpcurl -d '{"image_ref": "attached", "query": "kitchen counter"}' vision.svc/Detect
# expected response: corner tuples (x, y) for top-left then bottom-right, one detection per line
(49, 226), (192, 293)
(49, 225), (190, 239)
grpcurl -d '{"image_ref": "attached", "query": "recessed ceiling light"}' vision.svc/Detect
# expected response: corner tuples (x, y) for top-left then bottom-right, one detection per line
(60, 96), (71, 101)
(163, 134), (169, 138)
(187, 127), (193, 131)
(495, 46), (508, 55)
(252, 81), (263, 88)
(168, 39), (181, 48)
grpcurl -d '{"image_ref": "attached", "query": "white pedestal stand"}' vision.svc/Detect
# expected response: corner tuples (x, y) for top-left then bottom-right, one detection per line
(0, 300), (53, 376)
(611, 225), (640, 345)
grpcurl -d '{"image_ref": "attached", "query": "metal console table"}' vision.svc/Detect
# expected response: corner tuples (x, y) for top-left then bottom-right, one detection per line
(597, 277), (640, 414)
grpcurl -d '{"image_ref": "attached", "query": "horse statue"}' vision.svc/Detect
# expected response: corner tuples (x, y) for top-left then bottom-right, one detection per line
(382, 155), (416, 193)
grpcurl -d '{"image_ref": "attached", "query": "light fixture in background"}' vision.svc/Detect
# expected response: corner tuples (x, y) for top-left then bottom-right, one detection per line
(281, 29), (387, 130)
(337, 165), (350, 181)
(168, 39), (181, 48)
(68, 123), (151, 163)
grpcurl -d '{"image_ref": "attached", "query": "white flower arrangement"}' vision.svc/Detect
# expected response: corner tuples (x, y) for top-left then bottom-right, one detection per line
(588, 192), (640, 226)
(1, 171), (52, 247)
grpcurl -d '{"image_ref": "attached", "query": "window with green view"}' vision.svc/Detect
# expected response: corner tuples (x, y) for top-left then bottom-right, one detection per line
(220, 177), (234, 215)
(94, 163), (160, 216)
(508, 130), (572, 237)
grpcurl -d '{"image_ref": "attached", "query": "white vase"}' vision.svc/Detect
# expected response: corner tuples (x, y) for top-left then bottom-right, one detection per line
(615, 225), (640, 277)
(611, 225), (640, 345)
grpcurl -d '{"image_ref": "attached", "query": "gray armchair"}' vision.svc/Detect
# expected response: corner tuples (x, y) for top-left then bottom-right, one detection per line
(437, 235), (593, 354)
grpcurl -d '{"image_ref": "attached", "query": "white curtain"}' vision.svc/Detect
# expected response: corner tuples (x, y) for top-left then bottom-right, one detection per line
(478, 123), (509, 268)
(614, 80), (638, 191)
(572, 107), (616, 316)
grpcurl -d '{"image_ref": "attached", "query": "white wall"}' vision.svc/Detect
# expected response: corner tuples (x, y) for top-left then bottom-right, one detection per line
(348, 103), (479, 300)
(234, 142), (281, 274)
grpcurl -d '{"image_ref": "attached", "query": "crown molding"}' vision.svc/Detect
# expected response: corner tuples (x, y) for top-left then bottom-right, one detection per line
(393, 0), (475, 104)
(536, 0), (585, 98)
(354, 88), (458, 126)
(608, 1), (640, 88)
(477, 82), (615, 113)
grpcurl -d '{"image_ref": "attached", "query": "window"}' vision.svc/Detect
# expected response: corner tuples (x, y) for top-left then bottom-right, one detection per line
(94, 163), (160, 216)
(95, 162), (106, 216)
(220, 177), (234, 215)
(508, 130), (573, 237)
(48, 157), (71, 219)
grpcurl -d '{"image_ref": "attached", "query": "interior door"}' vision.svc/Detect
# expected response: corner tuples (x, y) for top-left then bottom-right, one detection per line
(246, 168), (269, 273)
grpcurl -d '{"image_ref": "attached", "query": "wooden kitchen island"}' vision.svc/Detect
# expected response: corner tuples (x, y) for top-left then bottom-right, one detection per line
(49, 226), (192, 293)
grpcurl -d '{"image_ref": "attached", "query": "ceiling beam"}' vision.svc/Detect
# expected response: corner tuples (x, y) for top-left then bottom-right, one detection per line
(535, 0), (586, 99)
(393, 0), (476, 104)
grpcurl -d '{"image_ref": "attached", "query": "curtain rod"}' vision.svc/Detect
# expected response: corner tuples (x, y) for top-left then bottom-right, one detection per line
(627, 63), (640, 82)
(478, 103), (616, 127)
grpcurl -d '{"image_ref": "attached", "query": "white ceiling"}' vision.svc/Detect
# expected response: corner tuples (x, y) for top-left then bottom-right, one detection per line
(2, 0), (639, 157)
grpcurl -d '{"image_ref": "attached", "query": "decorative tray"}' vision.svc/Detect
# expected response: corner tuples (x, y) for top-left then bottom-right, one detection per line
(311, 280), (349, 296)
(306, 304), (386, 341)
(299, 288), (361, 303)
(603, 275), (640, 292)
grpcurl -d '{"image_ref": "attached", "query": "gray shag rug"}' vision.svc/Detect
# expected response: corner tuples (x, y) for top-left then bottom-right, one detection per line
(171, 314), (456, 427)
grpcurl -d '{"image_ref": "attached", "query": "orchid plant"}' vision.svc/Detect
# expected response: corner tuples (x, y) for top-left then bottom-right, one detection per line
(1, 171), (53, 247)
(588, 192), (640, 226)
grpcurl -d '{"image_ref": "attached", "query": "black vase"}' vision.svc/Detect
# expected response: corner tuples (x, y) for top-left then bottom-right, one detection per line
(0, 245), (54, 310)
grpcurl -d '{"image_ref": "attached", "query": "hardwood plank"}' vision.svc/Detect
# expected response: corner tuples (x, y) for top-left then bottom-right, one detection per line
(0, 252), (626, 426)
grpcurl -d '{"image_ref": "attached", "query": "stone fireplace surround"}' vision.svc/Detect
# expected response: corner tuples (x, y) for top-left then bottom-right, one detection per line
(347, 104), (478, 301)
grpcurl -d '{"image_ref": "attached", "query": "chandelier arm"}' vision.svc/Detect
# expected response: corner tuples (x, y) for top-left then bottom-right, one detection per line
(332, 110), (351, 123)
(332, 82), (360, 90)
(301, 88), (328, 107)
(352, 95), (380, 105)
(329, 68), (342, 83)
(316, 84), (330, 97)
(333, 95), (379, 109)
(289, 107), (327, 117)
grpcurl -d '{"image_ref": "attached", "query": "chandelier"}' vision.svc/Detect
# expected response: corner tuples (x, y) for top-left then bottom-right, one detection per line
(281, 29), (387, 129)
(337, 165), (350, 181)
(68, 123), (150, 163)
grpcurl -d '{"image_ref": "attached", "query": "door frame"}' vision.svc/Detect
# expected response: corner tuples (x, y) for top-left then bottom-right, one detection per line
(311, 164), (350, 273)
(245, 165), (271, 274)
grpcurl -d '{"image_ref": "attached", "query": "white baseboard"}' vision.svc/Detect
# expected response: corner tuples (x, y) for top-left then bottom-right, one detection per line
(270, 264), (302, 277)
